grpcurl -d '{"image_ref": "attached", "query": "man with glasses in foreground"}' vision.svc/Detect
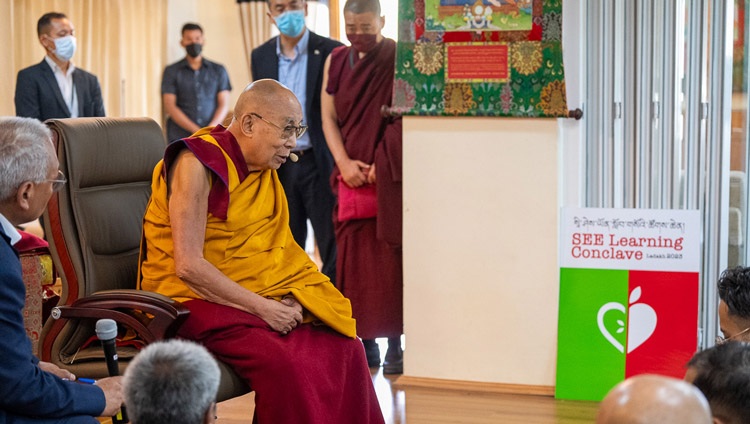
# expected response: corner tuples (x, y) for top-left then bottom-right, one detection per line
(717, 266), (750, 343)
(0, 116), (124, 423)
(139, 79), (384, 423)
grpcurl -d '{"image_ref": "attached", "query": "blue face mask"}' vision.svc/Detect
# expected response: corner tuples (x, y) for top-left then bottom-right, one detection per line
(275, 9), (306, 37)
(53, 35), (76, 61)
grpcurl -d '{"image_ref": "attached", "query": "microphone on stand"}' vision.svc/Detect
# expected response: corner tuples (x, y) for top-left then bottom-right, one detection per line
(95, 319), (129, 424)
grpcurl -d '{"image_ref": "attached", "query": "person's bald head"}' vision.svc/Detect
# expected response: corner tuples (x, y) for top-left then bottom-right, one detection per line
(596, 375), (712, 424)
(228, 79), (304, 171)
(231, 79), (301, 120)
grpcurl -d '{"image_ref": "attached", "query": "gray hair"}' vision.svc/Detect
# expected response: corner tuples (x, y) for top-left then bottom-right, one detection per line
(0, 117), (54, 202)
(123, 339), (221, 424)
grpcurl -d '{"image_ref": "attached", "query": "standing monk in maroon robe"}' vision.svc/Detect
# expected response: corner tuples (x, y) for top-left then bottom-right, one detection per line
(321, 0), (404, 374)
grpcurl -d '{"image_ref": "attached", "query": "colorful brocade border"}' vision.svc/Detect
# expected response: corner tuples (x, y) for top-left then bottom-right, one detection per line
(393, 0), (568, 117)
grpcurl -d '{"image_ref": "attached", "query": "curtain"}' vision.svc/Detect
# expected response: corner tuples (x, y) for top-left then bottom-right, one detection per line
(0, 1), (15, 115)
(3, 0), (167, 121)
(237, 0), (271, 76)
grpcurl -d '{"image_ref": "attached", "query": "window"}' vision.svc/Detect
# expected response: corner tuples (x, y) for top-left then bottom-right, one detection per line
(581, 0), (735, 348)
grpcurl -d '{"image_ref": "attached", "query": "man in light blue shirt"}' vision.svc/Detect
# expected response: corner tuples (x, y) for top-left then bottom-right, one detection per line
(251, 0), (343, 282)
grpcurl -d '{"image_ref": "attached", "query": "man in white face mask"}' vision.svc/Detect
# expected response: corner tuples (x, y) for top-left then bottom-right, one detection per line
(14, 12), (105, 121)
(251, 0), (343, 285)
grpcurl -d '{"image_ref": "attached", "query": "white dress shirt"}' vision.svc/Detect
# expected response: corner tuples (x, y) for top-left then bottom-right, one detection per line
(44, 56), (79, 118)
(0, 213), (21, 246)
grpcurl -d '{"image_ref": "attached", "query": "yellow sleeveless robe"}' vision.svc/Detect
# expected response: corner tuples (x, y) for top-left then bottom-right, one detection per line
(140, 127), (356, 338)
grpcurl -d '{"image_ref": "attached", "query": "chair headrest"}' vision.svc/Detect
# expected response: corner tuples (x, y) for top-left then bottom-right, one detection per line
(46, 117), (165, 189)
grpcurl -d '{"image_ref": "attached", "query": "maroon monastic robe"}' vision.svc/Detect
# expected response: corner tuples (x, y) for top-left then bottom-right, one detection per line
(145, 131), (384, 423)
(327, 39), (403, 339)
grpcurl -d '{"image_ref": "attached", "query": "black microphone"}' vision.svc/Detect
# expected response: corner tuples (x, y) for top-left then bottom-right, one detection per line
(95, 319), (128, 424)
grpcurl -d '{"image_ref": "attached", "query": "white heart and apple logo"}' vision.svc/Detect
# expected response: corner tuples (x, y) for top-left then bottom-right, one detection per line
(596, 286), (658, 353)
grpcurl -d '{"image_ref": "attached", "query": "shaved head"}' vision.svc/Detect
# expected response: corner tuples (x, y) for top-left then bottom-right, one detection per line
(232, 79), (300, 121)
(228, 79), (303, 171)
(596, 375), (712, 424)
(343, 0), (381, 15)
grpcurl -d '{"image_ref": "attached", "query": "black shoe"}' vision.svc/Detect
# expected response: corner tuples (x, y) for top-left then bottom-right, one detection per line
(362, 339), (381, 367)
(383, 356), (403, 374)
(383, 338), (403, 374)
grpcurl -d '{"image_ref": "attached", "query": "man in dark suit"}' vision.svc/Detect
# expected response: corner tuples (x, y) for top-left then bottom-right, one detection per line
(251, 0), (343, 282)
(0, 117), (123, 423)
(15, 12), (105, 121)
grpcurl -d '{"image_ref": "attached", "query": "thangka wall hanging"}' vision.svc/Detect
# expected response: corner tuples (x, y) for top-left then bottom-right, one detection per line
(392, 0), (569, 117)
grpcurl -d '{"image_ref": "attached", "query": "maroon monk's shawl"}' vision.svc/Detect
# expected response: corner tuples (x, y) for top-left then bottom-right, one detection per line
(163, 125), (249, 220)
(327, 39), (396, 182)
(327, 39), (402, 244)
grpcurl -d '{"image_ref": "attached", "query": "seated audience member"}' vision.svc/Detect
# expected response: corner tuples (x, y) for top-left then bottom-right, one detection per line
(0, 116), (123, 423)
(139, 79), (384, 423)
(123, 340), (219, 424)
(596, 374), (712, 424)
(686, 341), (750, 424)
(717, 267), (750, 342)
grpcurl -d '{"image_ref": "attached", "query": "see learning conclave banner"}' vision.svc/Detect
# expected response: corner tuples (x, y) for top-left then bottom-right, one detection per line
(556, 207), (701, 401)
(393, 0), (567, 117)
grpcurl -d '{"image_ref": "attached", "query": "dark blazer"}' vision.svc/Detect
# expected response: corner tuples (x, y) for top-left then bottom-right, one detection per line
(0, 229), (105, 422)
(251, 31), (343, 179)
(15, 59), (105, 121)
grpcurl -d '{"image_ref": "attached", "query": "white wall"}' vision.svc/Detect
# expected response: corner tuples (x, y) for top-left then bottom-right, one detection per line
(402, 117), (561, 386)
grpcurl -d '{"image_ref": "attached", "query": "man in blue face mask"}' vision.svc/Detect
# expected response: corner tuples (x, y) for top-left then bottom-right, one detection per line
(251, 0), (343, 285)
(15, 12), (105, 121)
(162, 23), (232, 142)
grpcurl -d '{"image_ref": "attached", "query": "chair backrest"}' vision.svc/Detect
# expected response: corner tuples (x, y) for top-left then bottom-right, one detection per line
(40, 117), (165, 369)
(46, 117), (164, 300)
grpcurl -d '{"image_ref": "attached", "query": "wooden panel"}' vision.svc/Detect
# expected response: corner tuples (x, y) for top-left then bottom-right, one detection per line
(210, 368), (599, 424)
(394, 375), (555, 396)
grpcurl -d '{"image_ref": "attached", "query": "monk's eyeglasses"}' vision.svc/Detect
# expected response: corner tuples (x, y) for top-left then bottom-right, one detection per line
(250, 112), (308, 139)
(715, 327), (750, 345)
(45, 170), (67, 193)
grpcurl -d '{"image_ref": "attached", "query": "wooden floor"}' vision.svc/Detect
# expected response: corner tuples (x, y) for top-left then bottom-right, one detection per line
(215, 368), (600, 424)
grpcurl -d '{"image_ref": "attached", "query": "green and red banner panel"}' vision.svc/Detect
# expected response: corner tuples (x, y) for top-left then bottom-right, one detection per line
(556, 208), (701, 401)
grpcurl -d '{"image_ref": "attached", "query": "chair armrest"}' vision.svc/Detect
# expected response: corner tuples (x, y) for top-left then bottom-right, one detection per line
(50, 289), (190, 343)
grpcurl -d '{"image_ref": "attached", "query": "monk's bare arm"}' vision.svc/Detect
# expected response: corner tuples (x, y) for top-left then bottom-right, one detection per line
(168, 150), (302, 333)
(321, 55), (370, 187)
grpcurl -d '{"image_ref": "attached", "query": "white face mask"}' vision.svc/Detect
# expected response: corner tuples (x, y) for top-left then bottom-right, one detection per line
(53, 35), (76, 61)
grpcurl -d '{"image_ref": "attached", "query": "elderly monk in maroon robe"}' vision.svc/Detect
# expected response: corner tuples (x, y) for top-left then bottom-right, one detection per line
(321, 0), (404, 374)
(140, 79), (384, 423)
